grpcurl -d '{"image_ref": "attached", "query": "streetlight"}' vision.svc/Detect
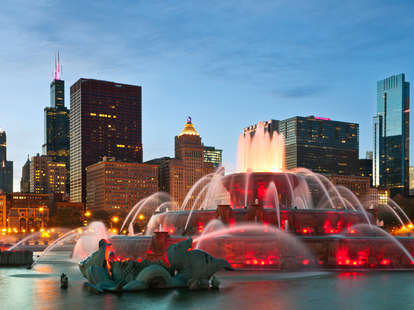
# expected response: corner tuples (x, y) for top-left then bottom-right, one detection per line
(84, 210), (92, 218)
(111, 216), (120, 231)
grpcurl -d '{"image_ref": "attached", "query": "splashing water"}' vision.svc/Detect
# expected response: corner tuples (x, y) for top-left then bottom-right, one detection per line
(236, 122), (285, 173)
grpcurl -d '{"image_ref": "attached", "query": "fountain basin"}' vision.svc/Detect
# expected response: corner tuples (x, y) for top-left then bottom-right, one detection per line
(146, 207), (374, 236)
(109, 233), (414, 270)
(0, 250), (33, 266)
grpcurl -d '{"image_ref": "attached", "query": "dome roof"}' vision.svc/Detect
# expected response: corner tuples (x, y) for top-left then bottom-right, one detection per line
(178, 116), (199, 137)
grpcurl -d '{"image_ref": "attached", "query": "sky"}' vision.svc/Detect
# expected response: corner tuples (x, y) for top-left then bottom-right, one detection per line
(1, 0), (414, 191)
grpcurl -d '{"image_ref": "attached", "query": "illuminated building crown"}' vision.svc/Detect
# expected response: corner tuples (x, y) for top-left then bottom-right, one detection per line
(178, 116), (199, 137)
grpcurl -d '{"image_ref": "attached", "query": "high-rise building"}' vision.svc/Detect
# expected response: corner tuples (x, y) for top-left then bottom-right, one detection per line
(70, 79), (143, 202)
(358, 158), (373, 186)
(204, 146), (223, 169)
(30, 154), (66, 195)
(42, 55), (70, 193)
(20, 156), (30, 193)
(0, 130), (13, 193)
(86, 157), (158, 213)
(373, 74), (410, 196)
(149, 117), (214, 208)
(245, 116), (359, 175)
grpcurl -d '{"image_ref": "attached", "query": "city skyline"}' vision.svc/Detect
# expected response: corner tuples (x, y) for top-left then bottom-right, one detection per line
(2, 1), (414, 190)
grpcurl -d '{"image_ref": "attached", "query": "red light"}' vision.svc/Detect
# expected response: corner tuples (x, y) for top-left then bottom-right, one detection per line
(197, 222), (204, 233)
(302, 259), (309, 265)
(169, 227), (175, 234)
(245, 260), (251, 265)
(380, 259), (390, 266)
(253, 259), (258, 265)
(147, 249), (153, 254)
(256, 182), (267, 201)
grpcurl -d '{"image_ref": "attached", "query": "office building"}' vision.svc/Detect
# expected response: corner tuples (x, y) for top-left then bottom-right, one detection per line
(373, 74), (410, 196)
(86, 157), (158, 213)
(30, 154), (66, 195)
(70, 79), (143, 202)
(20, 156), (30, 193)
(150, 117), (214, 208)
(0, 130), (13, 193)
(42, 56), (70, 193)
(204, 146), (223, 169)
(245, 116), (359, 175)
(359, 158), (373, 186)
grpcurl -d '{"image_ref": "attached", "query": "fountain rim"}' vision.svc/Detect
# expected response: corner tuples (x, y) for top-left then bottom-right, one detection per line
(154, 208), (372, 215)
(221, 171), (299, 178)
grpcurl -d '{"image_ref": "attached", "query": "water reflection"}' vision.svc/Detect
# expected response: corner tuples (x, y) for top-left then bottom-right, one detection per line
(0, 262), (414, 309)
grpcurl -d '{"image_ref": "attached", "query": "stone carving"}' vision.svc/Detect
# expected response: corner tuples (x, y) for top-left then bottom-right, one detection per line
(79, 238), (233, 293)
(167, 237), (234, 290)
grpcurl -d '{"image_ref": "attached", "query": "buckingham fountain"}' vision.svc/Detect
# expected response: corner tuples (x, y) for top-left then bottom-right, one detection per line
(71, 121), (414, 273)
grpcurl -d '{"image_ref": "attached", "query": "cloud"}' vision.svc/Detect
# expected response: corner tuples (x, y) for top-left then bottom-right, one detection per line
(275, 85), (325, 99)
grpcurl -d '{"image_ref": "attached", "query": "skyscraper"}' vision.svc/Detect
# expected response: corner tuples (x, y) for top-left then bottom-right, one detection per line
(245, 116), (359, 175)
(0, 130), (13, 193)
(373, 73), (410, 196)
(70, 79), (143, 202)
(204, 146), (223, 169)
(42, 55), (70, 192)
(30, 154), (66, 195)
(20, 156), (30, 193)
(150, 117), (214, 208)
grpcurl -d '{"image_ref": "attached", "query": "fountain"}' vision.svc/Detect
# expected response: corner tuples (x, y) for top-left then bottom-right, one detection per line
(81, 121), (414, 271)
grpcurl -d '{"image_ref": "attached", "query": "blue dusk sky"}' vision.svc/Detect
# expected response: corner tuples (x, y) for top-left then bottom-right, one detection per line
(1, 0), (414, 190)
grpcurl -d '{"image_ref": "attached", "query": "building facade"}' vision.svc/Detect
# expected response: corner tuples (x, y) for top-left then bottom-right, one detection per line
(373, 74), (410, 196)
(245, 116), (359, 175)
(328, 175), (371, 201)
(5, 193), (51, 230)
(86, 157), (158, 213)
(359, 158), (373, 186)
(0, 130), (13, 193)
(70, 79), (143, 202)
(154, 118), (214, 208)
(20, 156), (30, 193)
(30, 154), (66, 195)
(0, 194), (6, 228)
(204, 146), (223, 169)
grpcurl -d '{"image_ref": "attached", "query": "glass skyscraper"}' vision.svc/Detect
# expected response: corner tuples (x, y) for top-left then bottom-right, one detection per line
(373, 74), (410, 196)
(204, 146), (223, 168)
